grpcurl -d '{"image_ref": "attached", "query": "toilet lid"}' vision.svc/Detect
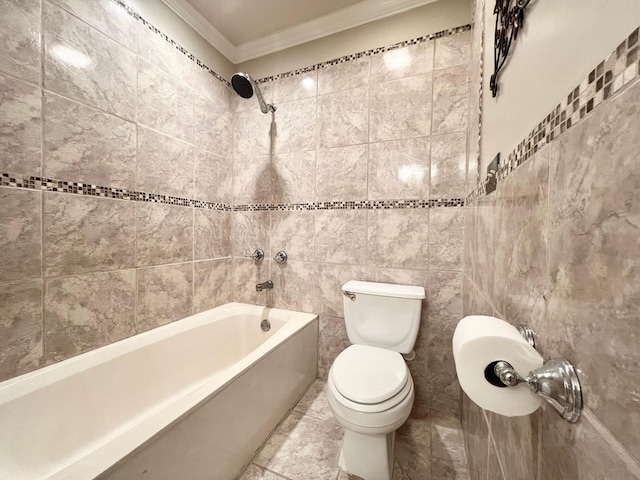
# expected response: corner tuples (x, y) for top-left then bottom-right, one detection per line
(331, 345), (408, 404)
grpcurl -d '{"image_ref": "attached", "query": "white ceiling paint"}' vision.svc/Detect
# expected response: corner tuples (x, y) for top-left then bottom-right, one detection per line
(160, 0), (439, 63)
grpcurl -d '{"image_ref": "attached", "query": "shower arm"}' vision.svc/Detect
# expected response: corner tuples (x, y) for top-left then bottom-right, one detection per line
(252, 79), (277, 114)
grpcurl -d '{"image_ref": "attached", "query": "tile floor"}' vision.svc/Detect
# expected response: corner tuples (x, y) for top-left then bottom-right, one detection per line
(237, 380), (470, 480)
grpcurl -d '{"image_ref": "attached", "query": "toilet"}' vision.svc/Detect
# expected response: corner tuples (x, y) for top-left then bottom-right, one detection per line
(327, 280), (425, 480)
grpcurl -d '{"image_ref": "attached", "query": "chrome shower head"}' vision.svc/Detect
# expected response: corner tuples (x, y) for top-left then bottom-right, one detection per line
(231, 72), (276, 114)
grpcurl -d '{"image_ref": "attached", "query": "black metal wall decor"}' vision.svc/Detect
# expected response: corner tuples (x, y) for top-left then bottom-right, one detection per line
(490, 0), (532, 97)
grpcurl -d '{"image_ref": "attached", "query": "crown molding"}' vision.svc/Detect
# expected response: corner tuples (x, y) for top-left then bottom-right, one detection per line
(160, 0), (438, 64)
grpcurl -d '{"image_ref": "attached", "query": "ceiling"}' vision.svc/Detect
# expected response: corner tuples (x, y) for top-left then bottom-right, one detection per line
(160, 0), (439, 63)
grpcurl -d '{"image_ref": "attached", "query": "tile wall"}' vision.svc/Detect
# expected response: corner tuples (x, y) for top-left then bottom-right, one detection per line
(0, 0), (233, 381)
(462, 2), (640, 477)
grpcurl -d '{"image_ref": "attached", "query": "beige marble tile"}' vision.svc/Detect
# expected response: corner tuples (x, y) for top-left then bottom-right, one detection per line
(43, 193), (135, 277)
(316, 145), (368, 202)
(0, 73), (41, 175)
(314, 209), (367, 265)
(429, 208), (464, 271)
(370, 40), (434, 83)
(367, 209), (429, 269)
(273, 97), (316, 154)
(318, 57), (370, 95)
(0, 0), (41, 83)
(317, 86), (369, 149)
(49, 0), (136, 51)
(489, 411), (538, 480)
(137, 22), (194, 86)
(136, 126), (195, 198)
(194, 150), (231, 204)
(318, 315), (350, 379)
(432, 66), (469, 135)
(273, 71), (317, 103)
(369, 75), (432, 143)
(430, 132), (467, 199)
(194, 209), (231, 260)
(435, 30), (471, 70)
(430, 458), (470, 480)
(0, 279), (43, 381)
(368, 137), (430, 200)
(254, 411), (343, 480)
(195, 92), (232, 158)
(232, 210), (270, 258)
(136, 263), (193, 332)
(270, 210), (315, 262)
(272, 150), (316, 203)
(44, 270), (136, 362)
(0, 188), (41, 283)
(425, 370), (461, 415)
(233, 108), (273, 158)
(137, 59), (194, 142)
(316, 263), (367, 317)
(193, 258), (232, 314)
(233, 155), (272, 204)
(473, 195), (497, 302)
(393, 418), (431, 480)
(44, 93), (136, 189)
(294, 380), (335, 423)
(431, 411), (467, 467)
(232, 257), (273, 306)
(238, 464), (290, 480)
(463, 204), (475, 278)
(44, 3), (136, 119)
(272, 261), (318, 314)
(461, 394), (490, 480)
(486, 444), (504, 480)
(195, 66), (232, 105)
(136, 203), (193, 267)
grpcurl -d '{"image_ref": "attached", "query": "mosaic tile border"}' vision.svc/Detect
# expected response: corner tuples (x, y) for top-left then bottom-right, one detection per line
(256, 25), (472, 83)
(466, 25), (640, 204)
(234, 198), (465, 212)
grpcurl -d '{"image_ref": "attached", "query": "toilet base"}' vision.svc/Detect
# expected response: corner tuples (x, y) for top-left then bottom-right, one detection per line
(338, 429), (396, 480)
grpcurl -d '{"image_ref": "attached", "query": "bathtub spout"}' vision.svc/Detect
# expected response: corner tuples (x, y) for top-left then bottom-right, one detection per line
(256, 280), (273, 292)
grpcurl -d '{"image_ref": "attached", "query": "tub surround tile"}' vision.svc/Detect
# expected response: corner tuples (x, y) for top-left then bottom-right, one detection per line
(430, 132), (467, 198)
(432, 66), (469, 135)
(272, 261), (318, 314)
(317, 315), (350, 379)
(44, 3), (136, 119)
(232, 210), (270, 258)
(135, 203), (193, 267)
(272, 150), (316, 204)
(195, 66), (232, 105)
(316, 263), (367, 318)
(44, 270), (136, 362)
(0, 0), (40, 83)
(273, 98), (316, 155)
(435, 30), (471, 70)
(368, 137), (430, 200)
(314, 209), (367, 265)
(273, 71), (317, 103)
(0, 189), (41, 282)
(194, 151), (231, 204)
(44, 93), (136, 190)
(317, 86), (369, 149)
(194, 209), (231, 260)
(0, 279), (43, 381)
(0, 73), (42, 175)
(370, 41), (434, 83)
(233, 108), (273, 158)
(254, 411), (343, 480)
(294, 380), (335, 423)
(193, 258), (232, 314)
(136, 263), (193, 332)
(137, 22), (194, 86)
(270, 210), (315, 262)
(233, 155), (272, 205)
(369, 75), (432, 142)
(315, 145), (368, 202)
(429, 207), (464, 271)
(317, 57), (370, 95)
(195, 93), (233, 158)
(232, 257), (273, 306)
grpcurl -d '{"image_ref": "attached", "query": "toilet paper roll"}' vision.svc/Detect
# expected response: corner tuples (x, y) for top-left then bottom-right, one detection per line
(452, 315), (544, 417)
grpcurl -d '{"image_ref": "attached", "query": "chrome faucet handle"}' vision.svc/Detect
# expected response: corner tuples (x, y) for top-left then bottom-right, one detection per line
(274, 251), (287, 264)
(250, 249), (264, 261)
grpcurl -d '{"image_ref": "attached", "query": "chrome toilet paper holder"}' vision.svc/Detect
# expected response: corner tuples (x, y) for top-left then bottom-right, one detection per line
(486, 327), (582, 423)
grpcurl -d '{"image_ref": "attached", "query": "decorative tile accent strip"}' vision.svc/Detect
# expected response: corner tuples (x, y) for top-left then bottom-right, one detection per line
(256, 25), (472, 83)
(233, 198), (465, 212)
(467, 25), (640, 204)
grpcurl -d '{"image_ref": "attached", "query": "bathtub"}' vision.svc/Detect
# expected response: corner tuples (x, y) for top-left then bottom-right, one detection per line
(0, 302), (318, 480)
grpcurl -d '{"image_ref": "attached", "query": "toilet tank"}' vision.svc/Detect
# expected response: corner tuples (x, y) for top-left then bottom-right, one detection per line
(342, 280), (425, 354)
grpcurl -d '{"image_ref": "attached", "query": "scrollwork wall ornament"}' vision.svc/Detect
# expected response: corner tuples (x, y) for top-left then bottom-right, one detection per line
(490, 0), (532, 97)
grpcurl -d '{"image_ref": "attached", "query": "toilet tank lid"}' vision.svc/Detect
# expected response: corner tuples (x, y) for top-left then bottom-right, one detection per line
(342, 280), (425, 299)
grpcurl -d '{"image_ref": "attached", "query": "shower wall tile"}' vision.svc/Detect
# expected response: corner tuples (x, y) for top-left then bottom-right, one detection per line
(43, 193), (135, 277)
(273, 71), (317, 103)
(44, 270), (136, 362)
(317, 86), (369, 148)
(0, 73), (42, 175)
(272, 150), (316, 204)
(317, 315), (351, 379)
(368, 136), (430, 200)
(49, 0), (137, 51)
(136, 263), (193, 332)
(195, 66), (232, 105)
(194, 209), (231, 260)
(272, 261), (319, 314)
(135, 203), (193, 267)
(430, 132), (467, 198)
(44, 3), (136, 119)
(369, 75), (432, 142)
(195, 92), (233, 158)
(432, 65), (469, 135)
(316, 263), (367, 318)
(317, 57), (370, 95)
(136, 126), (195, 198)
(233, 108), (273, 157)
(232, 211), (270, 258)
(315, 144), (368, 202)
(0, 0), (40, 83)
(370, 40), (435, 83)
(193, 258), (232, 314)
(43, 93), (136, 189)
(233, 155), (272, 204)
(473, 195), (497, 301)
(429, 207), (464, 271)
(194, 151), (231, 204)
(273, 97), (316, 154)
(232, 257), (273, 306)
(0, 279), (43, 381)
(0, 189), (41, 282)
(137, 22), (194, 86)
(271, 210), (315, 262)
(434, 29), (471, 70)
(367, 208), (430, 269)
(137, 59), (194, 142)
(314, 209), (367, 265)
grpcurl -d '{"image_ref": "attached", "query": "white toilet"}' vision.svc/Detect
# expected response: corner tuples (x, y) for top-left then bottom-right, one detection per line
(327, 280), (425, 480)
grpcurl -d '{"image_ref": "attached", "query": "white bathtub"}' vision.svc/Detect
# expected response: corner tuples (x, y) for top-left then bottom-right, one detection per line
(0, 302), (318, 480)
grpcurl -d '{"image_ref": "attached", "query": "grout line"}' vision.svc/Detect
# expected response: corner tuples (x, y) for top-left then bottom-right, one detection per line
(39, 0), (46, 364)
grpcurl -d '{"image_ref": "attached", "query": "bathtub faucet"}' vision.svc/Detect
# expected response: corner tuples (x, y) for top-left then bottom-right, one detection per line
(256, 280), (273, 292)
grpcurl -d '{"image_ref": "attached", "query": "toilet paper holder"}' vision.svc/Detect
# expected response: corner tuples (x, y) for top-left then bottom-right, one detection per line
(487, 327), (582, 423)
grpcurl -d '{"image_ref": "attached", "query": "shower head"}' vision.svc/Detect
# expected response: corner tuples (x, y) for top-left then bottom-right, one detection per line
(231, 72), (276, 114)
